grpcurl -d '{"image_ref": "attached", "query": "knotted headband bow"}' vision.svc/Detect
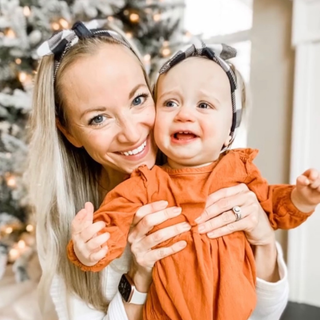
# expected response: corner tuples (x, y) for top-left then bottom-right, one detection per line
(158, 38), (242, 146)
(37, 20), (135, 79)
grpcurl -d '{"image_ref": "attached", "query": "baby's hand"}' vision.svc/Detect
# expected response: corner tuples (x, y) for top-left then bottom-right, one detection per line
(293, 169), (320, 211)
(71, 202), (110, 266)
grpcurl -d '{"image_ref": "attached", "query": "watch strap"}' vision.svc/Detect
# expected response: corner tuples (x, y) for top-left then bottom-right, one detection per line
(129, 287), (147, 304)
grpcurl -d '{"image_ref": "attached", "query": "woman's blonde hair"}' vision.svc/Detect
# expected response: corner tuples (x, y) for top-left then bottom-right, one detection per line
(27, 24), (150, 315)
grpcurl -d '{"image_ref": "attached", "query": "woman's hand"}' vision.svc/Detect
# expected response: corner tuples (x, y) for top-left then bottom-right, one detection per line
(127, 200), (189, 292)
(195, 183), (275, 245)
(123, 201), (189, 320)
(71, 202), (110, 266)
(195, 183), (279, 282)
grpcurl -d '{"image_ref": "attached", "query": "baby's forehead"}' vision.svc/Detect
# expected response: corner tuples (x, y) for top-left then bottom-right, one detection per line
(157, 57), (230, 91)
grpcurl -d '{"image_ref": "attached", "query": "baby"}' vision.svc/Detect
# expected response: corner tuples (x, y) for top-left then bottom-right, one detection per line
(68, 40), (320, 320)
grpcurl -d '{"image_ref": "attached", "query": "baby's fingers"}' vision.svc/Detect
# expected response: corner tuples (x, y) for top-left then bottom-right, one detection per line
(71, 202), (95, 235)
(296, 174), (310, 187)
(86, 232), (110, 251)
(78, 221), (106, 242)
(310, 178), (320, 190)
(307, 169), (320, 188)
(90, 247), (108, 264)
(72, 209), (91, 235)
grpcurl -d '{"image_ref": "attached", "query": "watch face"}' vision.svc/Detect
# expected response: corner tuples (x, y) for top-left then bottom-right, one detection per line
(118, 274), (133, 302)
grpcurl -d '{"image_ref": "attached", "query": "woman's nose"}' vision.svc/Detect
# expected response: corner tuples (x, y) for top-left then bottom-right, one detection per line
(117, 118), (141, 144)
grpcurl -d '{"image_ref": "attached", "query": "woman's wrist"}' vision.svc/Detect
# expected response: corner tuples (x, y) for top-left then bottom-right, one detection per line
(253, 240), (280, 283)
(122, 263), (152, 320)
(127, 260), (152, 293)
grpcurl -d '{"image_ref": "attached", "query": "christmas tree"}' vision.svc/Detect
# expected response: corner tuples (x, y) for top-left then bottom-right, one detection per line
(0, 0), (186, 281)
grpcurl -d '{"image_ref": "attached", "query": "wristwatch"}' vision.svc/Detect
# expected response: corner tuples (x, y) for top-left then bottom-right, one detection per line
(118, 273), (147, 304)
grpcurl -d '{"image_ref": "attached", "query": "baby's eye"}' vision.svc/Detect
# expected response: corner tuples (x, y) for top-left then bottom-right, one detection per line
(89, 115), (106, 126)
(198, 102), (210, 109)
(132, 94), (147, 106)
(165, 100), (178, 108)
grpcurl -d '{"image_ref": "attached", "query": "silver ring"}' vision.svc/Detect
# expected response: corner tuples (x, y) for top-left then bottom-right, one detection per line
(232, 206), (242, 221)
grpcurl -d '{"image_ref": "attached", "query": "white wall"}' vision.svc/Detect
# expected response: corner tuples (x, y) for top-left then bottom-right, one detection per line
(248, 0), (295, 254)
(287, 0), (320, 307)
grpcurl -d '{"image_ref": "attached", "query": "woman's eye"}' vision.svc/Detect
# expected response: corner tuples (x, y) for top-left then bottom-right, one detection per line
(198, 102), (210, 109)
(165, 100), (178, 108)
(132, 94), (147, 106)
(89, 115), (106, 125)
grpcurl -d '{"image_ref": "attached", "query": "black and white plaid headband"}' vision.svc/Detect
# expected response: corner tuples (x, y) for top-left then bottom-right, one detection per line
(158, 38), (242, 146)
(37, 20), (135, 79)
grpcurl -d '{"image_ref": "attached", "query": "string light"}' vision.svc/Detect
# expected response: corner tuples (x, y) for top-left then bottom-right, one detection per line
(107, 16), (114, 22)
(9, 248), (19, 261)
(26, 224), (34, 232)
(6, 29), (16, 38)
(59, 18), (69, 29)
(129, 13), (140, 23)
(15, 58), (21, 65)
(18, 240), (26, 249)
(161, 47), (171, 57)
(5, 227), (13, 234)
(18, 72), (27, 83)
(143, 54), (151, 62)
(6, 174), (17, 188)
(123, 10), (129, 16)
(126, 32), (133, 39)
(23, 6), (31, 17)
(51, 22), (60, 31)
(153, 14), (161, 22)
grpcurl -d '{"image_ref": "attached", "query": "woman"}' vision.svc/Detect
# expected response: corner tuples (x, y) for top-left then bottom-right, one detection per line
(28, 20), (288, 320)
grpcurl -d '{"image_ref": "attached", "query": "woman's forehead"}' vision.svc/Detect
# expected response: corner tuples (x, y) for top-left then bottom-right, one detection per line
(62, 46), (146, 92)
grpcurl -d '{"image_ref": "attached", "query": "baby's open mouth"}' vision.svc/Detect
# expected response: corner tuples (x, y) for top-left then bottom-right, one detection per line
(173, 131), (198, 140)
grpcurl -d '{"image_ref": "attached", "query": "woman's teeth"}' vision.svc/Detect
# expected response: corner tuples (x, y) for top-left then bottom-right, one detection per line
(121, 140), (147, 156)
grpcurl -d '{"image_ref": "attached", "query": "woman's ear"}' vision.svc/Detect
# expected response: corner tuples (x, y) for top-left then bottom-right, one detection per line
(56, 118), (83, 148)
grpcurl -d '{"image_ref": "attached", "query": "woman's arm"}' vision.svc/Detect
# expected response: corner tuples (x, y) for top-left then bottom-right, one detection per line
(195, 184), (289, 318)
(66, 200), (188, 320)
(195, 184), (283, 281)
(250, 242), (289, 320)
(50, 273), (138, 320)
(124, 200), (189, 320)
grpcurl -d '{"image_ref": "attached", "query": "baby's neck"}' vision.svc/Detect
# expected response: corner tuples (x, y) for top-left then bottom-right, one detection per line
(165, 158), (218, 170)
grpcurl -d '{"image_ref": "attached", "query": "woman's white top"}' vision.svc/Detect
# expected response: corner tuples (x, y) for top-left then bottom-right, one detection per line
(48, 242), (289, 320)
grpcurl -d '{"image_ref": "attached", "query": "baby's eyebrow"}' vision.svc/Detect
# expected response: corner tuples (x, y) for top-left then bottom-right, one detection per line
(157, 89), (179, 100)
(197, 90), (221, 106)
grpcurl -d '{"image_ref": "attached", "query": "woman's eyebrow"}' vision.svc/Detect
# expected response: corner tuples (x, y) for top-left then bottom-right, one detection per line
(129, 83), (148, 99)
(80, 107), (107, 119)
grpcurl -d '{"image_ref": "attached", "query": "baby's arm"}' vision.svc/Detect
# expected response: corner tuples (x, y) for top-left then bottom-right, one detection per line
(68, 202), (110, 268)
(291, 168), (320, 213)
(67, 177), (147, 272)
(244, 155), (314, 229)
